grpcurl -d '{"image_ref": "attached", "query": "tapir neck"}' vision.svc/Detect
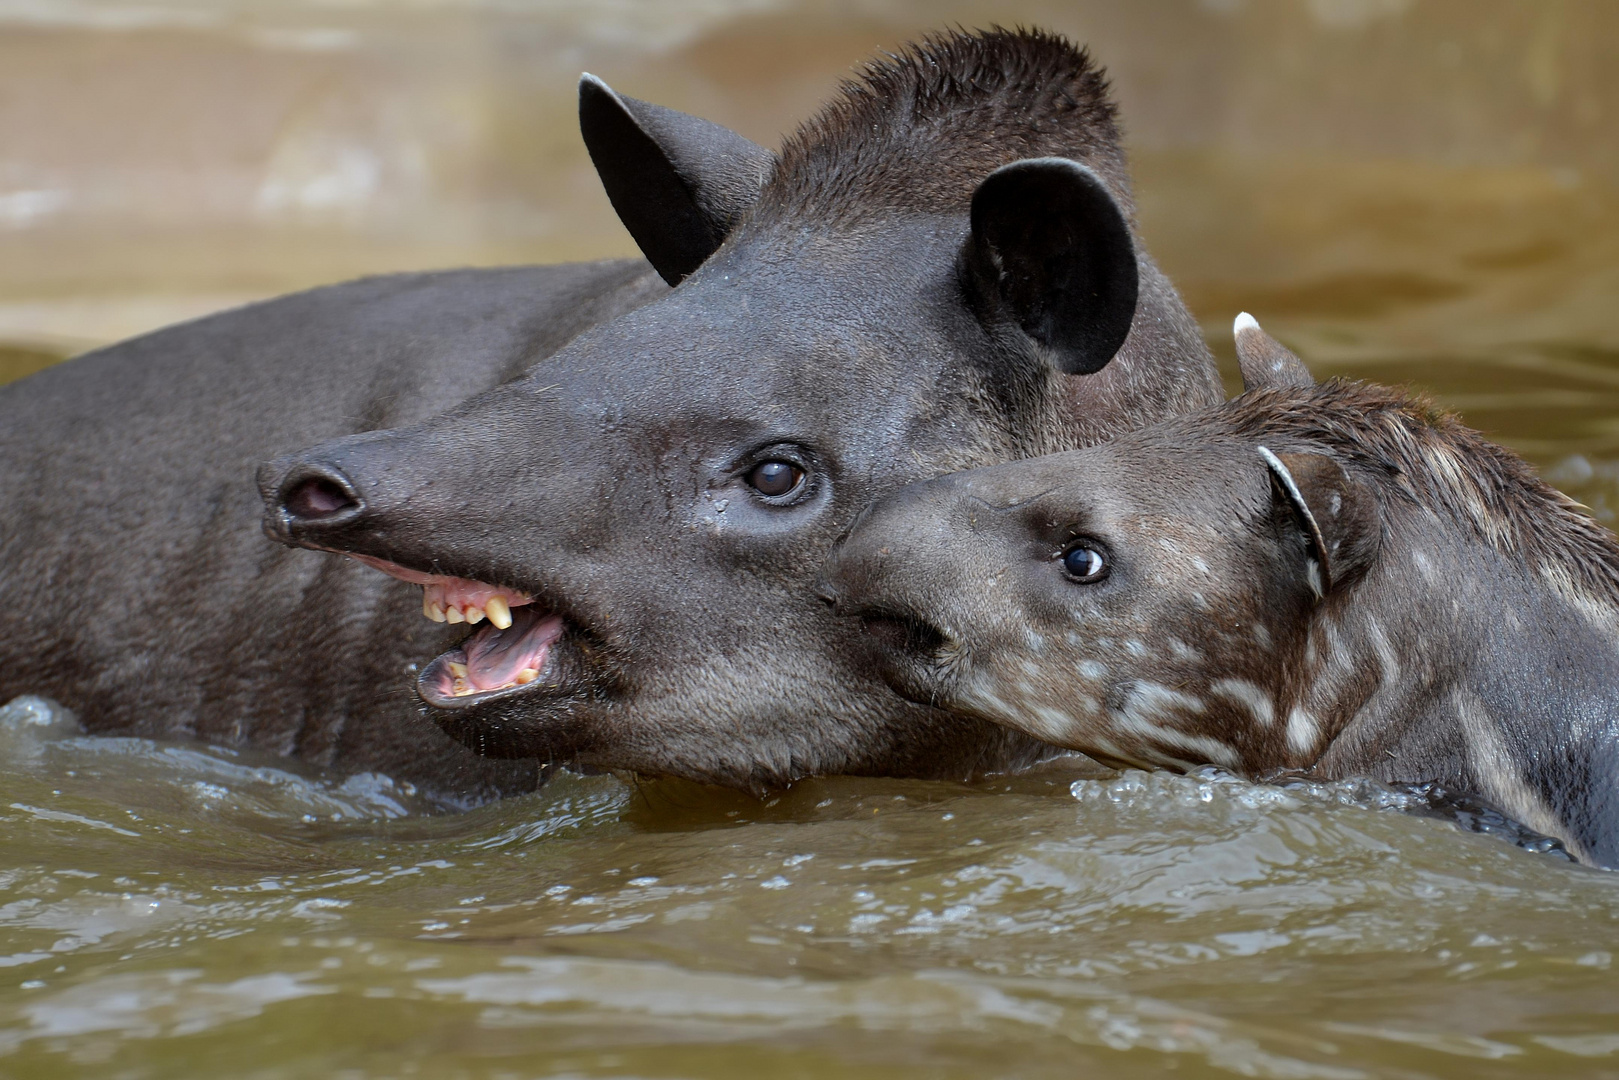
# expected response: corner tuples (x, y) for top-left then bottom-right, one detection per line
(1307, 521), (1619, 866)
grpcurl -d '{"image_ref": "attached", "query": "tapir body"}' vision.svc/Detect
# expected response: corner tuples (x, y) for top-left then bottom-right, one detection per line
(0, 30), (1220, 801)
(823, 317), (1619, 867)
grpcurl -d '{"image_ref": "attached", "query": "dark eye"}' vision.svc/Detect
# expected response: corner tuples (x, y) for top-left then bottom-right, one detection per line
(747, 460), (804, 498)
(1062, 544), (1108, 582)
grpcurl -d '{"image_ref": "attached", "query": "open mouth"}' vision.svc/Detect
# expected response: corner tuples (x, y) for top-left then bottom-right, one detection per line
(418, 605), (565, 708)
(347, 554), (566, 708)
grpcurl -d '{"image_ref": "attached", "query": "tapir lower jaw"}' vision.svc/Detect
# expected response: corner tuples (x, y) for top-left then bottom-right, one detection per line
(346, 554), (607, 715)
(278, 542), (601, 719)
(417, 607), (567, 709)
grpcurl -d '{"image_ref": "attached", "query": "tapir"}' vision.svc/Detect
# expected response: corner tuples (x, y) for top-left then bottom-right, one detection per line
(821, 315), (1619, 866)
(1, 29), (1220, 802)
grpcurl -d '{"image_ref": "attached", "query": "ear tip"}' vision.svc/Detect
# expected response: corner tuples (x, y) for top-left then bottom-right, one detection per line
(578, 73), (614, 101)
(1234, 311), (1260, 335)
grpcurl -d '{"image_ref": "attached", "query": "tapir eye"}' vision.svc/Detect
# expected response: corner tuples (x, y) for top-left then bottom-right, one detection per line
(747, 460), (804, 498)
(1062, 544), (1108, 583)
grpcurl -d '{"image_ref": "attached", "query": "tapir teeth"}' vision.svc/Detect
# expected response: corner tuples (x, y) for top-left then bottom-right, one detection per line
(516, 667), (539, 685)
(412, 579), (529, 630)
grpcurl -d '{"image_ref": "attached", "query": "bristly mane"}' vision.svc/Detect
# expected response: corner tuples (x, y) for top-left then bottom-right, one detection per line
(750, 27), (1126, 227)
(1227, 380), (1619, 607)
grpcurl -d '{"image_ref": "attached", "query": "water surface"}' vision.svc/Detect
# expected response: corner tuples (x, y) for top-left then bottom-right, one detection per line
(5, 697), (1619, 1078)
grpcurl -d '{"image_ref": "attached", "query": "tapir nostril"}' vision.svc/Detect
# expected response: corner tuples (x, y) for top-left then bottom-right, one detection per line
(282, 475), (359, 522)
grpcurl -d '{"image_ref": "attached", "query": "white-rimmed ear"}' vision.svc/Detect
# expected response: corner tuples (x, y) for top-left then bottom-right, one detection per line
(1236, 313), (1313, 391)
(1259, 445), (1379, 598)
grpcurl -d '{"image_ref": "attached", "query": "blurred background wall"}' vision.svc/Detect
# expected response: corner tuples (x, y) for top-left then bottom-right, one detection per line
(2, 0), (1617, 427)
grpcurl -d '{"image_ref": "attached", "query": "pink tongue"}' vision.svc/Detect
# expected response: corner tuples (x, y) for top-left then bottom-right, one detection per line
(463, 611), (564, 691)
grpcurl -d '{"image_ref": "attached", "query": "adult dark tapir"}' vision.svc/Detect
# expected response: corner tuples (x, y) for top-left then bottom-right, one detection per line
(821, 315), (1619, 867)
(0, 29), (1220, 801)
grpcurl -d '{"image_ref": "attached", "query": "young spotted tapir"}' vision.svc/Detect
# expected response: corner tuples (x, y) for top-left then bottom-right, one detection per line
(821, 315), (1619, 867)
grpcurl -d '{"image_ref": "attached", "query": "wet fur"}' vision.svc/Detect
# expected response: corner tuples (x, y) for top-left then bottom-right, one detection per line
(826, 376), (1619, 866)
(760, 28), (1127, 224)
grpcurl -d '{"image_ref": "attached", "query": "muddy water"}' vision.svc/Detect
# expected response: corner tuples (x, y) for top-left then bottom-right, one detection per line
(6, 2), (1619, 1077)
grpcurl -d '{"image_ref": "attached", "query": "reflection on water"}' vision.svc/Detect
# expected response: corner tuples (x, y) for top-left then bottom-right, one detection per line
(5, 2), (1619, 1076)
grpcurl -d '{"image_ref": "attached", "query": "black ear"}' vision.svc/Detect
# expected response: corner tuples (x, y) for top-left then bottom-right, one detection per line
(579, 75), (773, 287)
(961, 158), (1139, 376)
(1259, 446), (1379, 598)
(1235, 313), (1314, 391)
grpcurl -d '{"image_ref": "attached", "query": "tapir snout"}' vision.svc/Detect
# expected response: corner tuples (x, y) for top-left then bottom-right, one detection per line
(260, 436), (384, 545)
(259, 427), (465, 557)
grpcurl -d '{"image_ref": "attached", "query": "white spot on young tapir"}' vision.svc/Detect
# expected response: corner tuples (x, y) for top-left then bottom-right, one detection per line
(1113, 682), (1207, 722)
(1192, 557), (1211, 576)
(1148, 727), (1241, 768)
(1454, 687), (1583, 861)
(1286, 704), (1319, 755)
(1106, 683), (1238, 768)
(1028, 704), (1082, 742)
(1364, 617), (1400, 685)
(1168, 638), (1202, 662)
(1125, 639), (1149, 658)
(1076, 659), (1107, 681)
(1211, 679), (1276, 727)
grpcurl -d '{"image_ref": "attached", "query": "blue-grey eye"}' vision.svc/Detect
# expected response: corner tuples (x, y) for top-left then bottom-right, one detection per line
(748, 460), (803, 498)
(1062, 544), (1107, 582)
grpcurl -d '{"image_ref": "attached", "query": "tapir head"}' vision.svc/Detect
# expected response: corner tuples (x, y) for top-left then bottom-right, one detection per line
(258, 30), (1221, 790)
(819, 317), (1384, 775)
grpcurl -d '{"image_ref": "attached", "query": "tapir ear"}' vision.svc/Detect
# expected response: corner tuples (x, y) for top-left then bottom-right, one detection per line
(1259, 446), (1380, 598)
(961, 158), (1139, 376)
(579, 75), (773, 287)
(1235, 313), (1314, 391)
